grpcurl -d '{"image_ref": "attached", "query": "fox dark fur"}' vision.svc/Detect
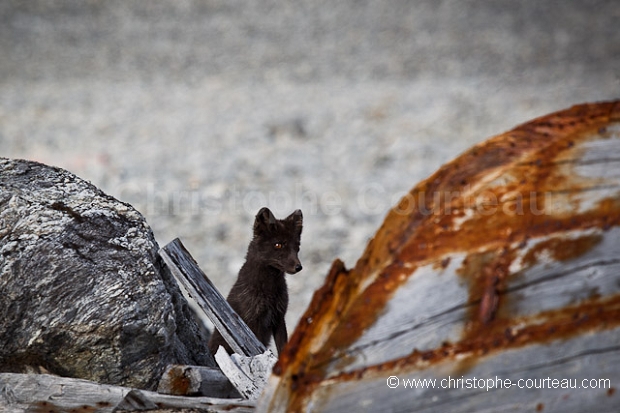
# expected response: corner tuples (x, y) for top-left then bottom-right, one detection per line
(208, 207), (303, 355)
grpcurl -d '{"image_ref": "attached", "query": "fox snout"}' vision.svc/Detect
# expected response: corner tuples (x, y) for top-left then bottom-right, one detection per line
(286, 256), (303, 274)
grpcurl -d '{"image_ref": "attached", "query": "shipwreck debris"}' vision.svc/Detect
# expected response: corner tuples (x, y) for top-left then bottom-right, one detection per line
(258, 101), (620, 412)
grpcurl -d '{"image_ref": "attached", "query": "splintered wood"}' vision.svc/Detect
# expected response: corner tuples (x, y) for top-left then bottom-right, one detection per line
(259, 101), (620, 413)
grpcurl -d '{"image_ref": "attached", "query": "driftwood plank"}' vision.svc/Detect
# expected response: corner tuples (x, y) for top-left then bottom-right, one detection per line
(0, 373), (126, 412)
(0, 373), (254, 412)
(116, 389), (255, 412)
(159, 238), (266, 357)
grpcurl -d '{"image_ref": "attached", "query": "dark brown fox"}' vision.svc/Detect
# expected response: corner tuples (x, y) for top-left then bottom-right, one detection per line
(208, 207), (303, 355)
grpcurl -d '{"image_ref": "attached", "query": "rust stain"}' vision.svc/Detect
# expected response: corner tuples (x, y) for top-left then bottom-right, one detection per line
(327, 262), (414, 373)
(31, 401), (99, 413)
(457, 232), (603, 351)
(271, 259), (356, 410)
(329, 293), (620, 383)
(275, 260), (351, 383)
(275, 262), (416, 410)
(265, 101), (620, 412)
(383, 101), (620, 263)
(164, 365), (191, 395)
(32, 401), (57, 413)
(522, 233), (603, 268)
(277, 259), (349, 372)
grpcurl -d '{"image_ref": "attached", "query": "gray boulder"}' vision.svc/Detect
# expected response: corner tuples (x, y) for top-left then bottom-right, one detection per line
(0, 158), (213, 390)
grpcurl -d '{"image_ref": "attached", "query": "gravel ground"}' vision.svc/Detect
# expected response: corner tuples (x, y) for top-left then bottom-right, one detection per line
(1, 0), (619, 334)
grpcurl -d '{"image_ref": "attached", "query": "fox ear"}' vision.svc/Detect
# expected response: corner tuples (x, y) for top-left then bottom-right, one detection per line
(286, 209), (303, 232)
(254, 207), (276, 233)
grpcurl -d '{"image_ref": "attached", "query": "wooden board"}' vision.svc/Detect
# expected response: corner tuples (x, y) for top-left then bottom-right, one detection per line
(160, 238), (266, 357)
(0, 373), (254, 412)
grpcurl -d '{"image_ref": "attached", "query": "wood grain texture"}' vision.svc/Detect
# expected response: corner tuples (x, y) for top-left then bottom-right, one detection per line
(0, 373), (254, 412)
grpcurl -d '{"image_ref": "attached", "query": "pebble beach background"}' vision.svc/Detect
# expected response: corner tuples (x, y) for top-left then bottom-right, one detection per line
(1, 0), (619, 334)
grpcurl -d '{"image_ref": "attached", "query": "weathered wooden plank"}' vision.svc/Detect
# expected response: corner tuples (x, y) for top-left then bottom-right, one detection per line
(303, 328), (620, 413)
(258, 101), (620, 412)
(159, 238), (266, 357)
(336, 228), (620, 374)
(116, 389), (255, 412)
(0, 373), (254, 412)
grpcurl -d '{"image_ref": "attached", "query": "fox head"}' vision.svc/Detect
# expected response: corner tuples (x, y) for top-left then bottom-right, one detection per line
(251, 207), (303, 274)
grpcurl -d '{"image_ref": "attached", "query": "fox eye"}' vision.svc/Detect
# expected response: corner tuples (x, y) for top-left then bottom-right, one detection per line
(274, 242), (283, 249)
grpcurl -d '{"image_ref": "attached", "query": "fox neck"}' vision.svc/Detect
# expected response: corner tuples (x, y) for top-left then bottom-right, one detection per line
(240, 254), (284, 280)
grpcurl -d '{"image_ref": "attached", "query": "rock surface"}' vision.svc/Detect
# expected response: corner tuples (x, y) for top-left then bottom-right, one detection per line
(0, 158), (213, 390)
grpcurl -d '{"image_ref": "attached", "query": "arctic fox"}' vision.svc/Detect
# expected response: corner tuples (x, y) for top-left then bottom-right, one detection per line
(208, 207), (303, 355)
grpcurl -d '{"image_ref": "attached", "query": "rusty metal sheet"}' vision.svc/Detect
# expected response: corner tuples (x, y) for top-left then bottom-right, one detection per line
(258, 101), (620, 412)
